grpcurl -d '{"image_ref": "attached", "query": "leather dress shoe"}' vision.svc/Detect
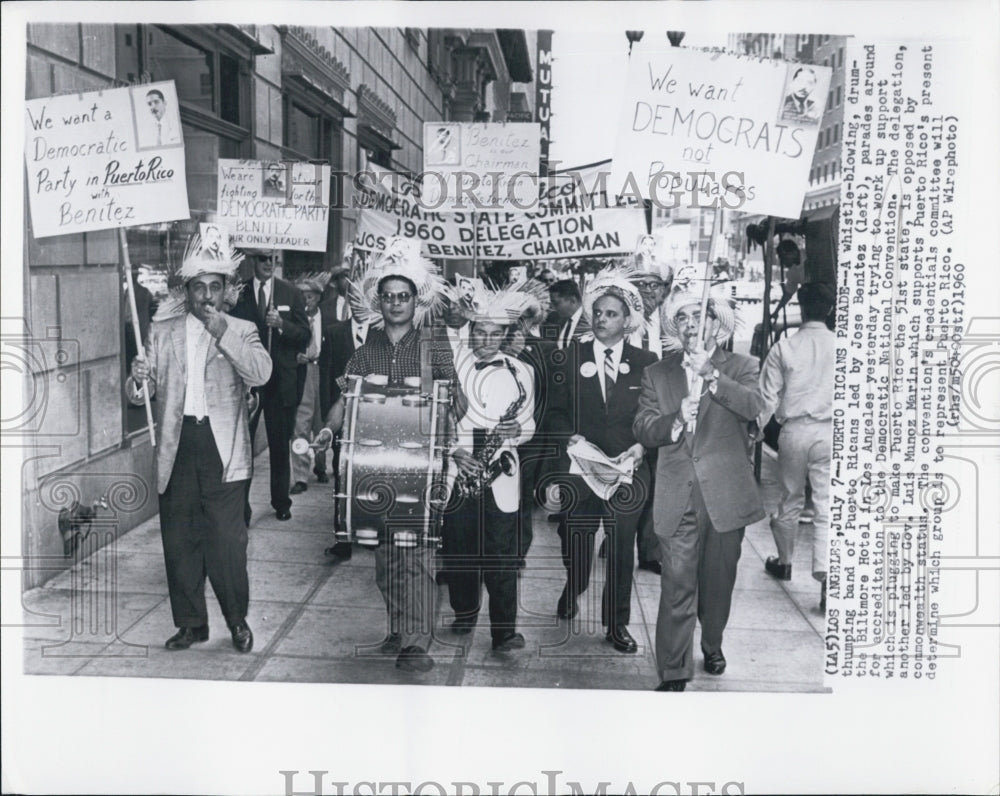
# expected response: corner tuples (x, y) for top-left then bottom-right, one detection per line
(655, 679), (688, 692)
(165, 625), (209, 651)
(379, 633), (402, 655)
(703, 649), (726, 675)
(492, 632), (526, 652)
(315, 472), (330, 484)
(290, 482), (307, 495)
(324, 542), (353, 561)
(606, 625), (638, 654)
(765, 556), (792, 581)
(396, 645), (434, 672)
(276, 509), (292, 521)
(556, 589), (578, 619)
(638, 559), (662, 575)
(229, 621), (254, 653)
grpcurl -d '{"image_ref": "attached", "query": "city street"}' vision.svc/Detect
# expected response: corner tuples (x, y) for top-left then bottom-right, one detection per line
(22, 438), (827, 693)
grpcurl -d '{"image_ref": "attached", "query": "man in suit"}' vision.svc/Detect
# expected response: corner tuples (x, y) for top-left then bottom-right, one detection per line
(628, 266), (671, 575)
(633, 288), (765, 691)
(548, 276), (656, 653)
(127, 242), (271, 652)
(229, 249), (310, 521)
(290, 277), (335, 494)
(321, 309), (370, 561)
(546, 279), (589, 348)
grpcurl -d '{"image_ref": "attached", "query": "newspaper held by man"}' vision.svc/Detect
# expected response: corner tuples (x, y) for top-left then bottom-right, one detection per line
(567, 436), (636, 500)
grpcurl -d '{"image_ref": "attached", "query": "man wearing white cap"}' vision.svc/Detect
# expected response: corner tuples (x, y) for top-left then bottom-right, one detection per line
(633, 287), (765, 691)
(127, 234), (272, 653)
(442, 283), (537, 653)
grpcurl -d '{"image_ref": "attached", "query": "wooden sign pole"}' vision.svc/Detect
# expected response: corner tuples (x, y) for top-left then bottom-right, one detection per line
(119, 228), (157, 448)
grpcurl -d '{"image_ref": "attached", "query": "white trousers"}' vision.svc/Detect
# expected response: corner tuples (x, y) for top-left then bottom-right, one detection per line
(770, 419), (831, 580)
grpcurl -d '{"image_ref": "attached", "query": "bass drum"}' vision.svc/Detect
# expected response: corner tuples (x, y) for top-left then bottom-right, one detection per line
(334, 375), (452, 549)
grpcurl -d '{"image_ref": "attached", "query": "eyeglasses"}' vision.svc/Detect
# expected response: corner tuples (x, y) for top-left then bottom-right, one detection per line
(379, 291), (413, 304)
(635, 280), (664, 291)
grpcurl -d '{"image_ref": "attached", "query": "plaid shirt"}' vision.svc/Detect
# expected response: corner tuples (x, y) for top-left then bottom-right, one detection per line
(338, 326), (456, 388)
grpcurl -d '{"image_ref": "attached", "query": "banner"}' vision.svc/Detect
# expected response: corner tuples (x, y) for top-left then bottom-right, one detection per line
(611, 47), (831, 218)
(353, 168), (646, 260)
(23, 80), (189, 238)
(216, 159), (331, 251)
(421, 122), (541, 210)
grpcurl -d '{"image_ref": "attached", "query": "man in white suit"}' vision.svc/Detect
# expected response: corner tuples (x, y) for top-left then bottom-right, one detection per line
(128, 238), (271, 653)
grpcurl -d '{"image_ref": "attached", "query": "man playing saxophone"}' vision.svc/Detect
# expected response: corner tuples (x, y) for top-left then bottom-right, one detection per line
(442, 281), (537, 652)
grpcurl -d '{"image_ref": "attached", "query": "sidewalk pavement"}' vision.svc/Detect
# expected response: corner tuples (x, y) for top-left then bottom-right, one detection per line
(21, 445), (828, 692)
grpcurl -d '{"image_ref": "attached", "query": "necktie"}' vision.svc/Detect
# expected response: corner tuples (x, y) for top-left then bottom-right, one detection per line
(339, 296), (350, 321)
(642, 327), (650, 350)
(353, 326), (365, 347)
(257, 282), (268, 321)
(474, 358), (505, 371)
(156, 120), (162, 146)
(604, 348), (617, 402)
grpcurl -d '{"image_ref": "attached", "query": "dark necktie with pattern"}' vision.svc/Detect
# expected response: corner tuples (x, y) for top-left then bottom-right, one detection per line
(604, 347), (617, 403)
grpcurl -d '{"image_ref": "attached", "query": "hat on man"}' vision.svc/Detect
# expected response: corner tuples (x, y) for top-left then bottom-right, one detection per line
(581, 264), (646, 334)
(352, 236), (450, 328)
(153, 229), (244, 321)
(661, 285), (739, 349)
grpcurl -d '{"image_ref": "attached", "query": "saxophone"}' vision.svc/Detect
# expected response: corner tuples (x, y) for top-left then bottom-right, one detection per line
(458, 359), (527, 499)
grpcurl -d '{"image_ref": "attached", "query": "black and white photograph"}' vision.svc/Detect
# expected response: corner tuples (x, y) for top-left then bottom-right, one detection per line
(3, 2), (998, 795)
(131, 80), (183, 149)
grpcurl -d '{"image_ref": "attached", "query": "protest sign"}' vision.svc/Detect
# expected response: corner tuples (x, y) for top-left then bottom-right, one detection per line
(422, 122), (541, 210)
(354, 167), (646, 260)
(217, 159), (331, 251)
(23, 81), (189, 238)
(611, 47), (831, 218)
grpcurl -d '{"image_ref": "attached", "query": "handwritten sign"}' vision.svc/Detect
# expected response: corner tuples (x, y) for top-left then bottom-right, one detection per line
(216, 159), (331, 251)
(611, 47), (831, 218)
(354, 168), (646, 260)
(421, 122), (541, 211)
(23, 81), (189, 238)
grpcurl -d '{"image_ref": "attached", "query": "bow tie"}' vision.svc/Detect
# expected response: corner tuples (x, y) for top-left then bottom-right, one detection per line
(474, 358), (505, 370)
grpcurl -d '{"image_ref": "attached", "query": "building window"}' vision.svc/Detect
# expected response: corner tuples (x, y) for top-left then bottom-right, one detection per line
(838, 47), (844, 67)
(836, 85), (842, 107)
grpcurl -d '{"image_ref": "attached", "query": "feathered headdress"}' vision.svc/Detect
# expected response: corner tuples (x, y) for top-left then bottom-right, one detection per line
(458, 276), (550, 327)
(349, 236), (450, 328)
(152, 230), (244, 321)
(581, 264), (646, 334)
(294, 271), (331, 296)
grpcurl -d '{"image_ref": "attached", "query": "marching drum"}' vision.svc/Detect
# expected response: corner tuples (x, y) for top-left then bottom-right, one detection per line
(334, 375), (452, 549)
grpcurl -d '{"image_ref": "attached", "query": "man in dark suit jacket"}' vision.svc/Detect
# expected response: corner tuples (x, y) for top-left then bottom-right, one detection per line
(633, 289), (765, 691)
(544, 279), (590, 348)
(322, 313), (370, 559)
(548, 286), (657, 654)
(229, 249), (310, 520)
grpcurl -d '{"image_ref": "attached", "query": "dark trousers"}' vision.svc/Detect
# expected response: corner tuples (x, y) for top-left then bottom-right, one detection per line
(249, 388), (297, 513)
(654, 484), (744, 682)
(557, 461), (648, 627)
(442, 488), (519, 643)
(159, 420), (250, 628)
(635, 451), (663, 565)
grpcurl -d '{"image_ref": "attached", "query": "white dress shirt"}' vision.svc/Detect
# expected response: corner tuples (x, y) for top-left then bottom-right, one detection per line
(446, 323), (470, 355)
(629, 313), (663, 358)
(304, 310), (322, 361)
(758, 321), (835, 425)
(183, 313), (213, 419)
(593, 337), (625, 403)
(253, 276), (272, 310)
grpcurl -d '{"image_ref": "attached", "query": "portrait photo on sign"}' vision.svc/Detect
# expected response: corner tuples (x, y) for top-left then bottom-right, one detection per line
(261, 161), (286, 197)
(199, 223), (231, 261)
(424, 122), (461, 166)
(779, 64), (824, 124)
(131, 81), (183, 150)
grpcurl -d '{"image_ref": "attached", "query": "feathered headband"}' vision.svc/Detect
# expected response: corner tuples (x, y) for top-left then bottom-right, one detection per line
(294, 271), (331, 295)
(457, 276), (549, 327)
(152, 229), (244, 322)
(349, 236), (450, 328)
(581, 264), (647, 334)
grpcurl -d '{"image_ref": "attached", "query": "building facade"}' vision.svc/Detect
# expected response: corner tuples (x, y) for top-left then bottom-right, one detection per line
(18, 23), (532, 588)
